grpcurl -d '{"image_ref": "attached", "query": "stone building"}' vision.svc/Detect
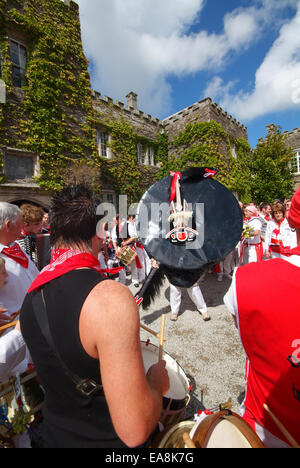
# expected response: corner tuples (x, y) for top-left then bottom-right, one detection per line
(0, 0), (249, 210)
(284, 127), (300, 189)
(0, 0), (96, 209)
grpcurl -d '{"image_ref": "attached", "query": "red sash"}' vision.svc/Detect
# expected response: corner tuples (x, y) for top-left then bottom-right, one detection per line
(254, 240), (263, 261)
(236, 259), (300, 446)
(1, 243), (29, 269)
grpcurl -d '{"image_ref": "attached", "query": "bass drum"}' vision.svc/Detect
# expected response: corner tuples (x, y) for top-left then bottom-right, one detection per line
(190, 410), (265, 448)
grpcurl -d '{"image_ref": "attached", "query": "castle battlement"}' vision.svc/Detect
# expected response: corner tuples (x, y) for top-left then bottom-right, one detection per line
(163, 97), (247, 131)
(91, 90), (248, 142)
(283, 127), (300, 136)
(91, 90), (160, 125)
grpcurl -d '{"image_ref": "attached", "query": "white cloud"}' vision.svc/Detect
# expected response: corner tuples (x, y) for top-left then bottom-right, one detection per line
(76, 0), (300, 119)
(207, 2), (300, 121)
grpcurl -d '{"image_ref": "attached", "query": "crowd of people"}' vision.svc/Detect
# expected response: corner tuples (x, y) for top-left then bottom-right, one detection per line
(0, 185), (299, 448)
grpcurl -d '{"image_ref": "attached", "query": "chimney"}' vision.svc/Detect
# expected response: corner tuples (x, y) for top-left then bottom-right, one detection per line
(126, 92), (138, 110)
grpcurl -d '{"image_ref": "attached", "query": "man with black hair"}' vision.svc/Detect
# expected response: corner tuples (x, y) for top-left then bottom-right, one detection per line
(20, 184), (169, 448)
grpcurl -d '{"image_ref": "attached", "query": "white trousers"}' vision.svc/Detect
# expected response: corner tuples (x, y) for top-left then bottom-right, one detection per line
(170, 283), (207, 316)
(219, 250), (234, 275)
(243, 245), (260, 264)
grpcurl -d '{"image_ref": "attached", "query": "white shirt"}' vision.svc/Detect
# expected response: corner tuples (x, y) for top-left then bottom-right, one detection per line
(0, 329), (31, 382)
(0, 242), (39, 317)
(244, 217), (261, 245)
(264, 218), (297, 252)
(127, 221), (137, 239)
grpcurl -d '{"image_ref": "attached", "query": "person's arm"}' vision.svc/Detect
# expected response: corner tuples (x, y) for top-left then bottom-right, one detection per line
(79, 280), (169, 447)
(0, 327), (27, 381)
(223, 268), (238, 329)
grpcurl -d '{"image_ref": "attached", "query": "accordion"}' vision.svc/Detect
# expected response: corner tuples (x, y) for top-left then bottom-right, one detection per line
(19, 234), (51, 271)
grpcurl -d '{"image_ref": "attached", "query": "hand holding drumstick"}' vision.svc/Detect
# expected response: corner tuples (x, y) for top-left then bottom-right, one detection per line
(146, 314), (169, 397)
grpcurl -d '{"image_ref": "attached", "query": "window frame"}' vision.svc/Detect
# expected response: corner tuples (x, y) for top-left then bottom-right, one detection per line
(9, 38), (27, 88)
(291, 149), (300, 175)
(96, 130), (109, 158)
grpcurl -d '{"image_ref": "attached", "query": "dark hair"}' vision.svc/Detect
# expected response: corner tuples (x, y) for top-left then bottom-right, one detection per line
(49, 184), (99, 247)
(271, 201), (285, 216)
(259, 202), (269, 211)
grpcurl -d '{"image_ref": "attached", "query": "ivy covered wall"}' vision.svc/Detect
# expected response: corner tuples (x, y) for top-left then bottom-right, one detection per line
(0, 0), (99, 191)
(0, 0), (252, 205)
(157, 121), (252, 203)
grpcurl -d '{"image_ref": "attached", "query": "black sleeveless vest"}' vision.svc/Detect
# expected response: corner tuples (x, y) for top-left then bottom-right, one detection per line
(20, 269), (127, 448)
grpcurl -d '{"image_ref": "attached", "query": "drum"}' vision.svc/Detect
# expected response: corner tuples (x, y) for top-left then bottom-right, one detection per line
(141, 341), (190, 428)
(189, 410), (265, 448)
(116, 246), (137, 266)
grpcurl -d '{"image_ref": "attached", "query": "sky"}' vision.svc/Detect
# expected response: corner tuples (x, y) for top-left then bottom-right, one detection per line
(76, 0), (300, 148)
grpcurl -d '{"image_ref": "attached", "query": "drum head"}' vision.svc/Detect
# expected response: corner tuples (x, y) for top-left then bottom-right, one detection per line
(190, 411), (265, 448)
(141, 342), (189, 403)
(136, 169), (242, 286)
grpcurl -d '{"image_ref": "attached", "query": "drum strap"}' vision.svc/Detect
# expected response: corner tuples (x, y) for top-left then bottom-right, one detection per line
(32, 288), (103, 399)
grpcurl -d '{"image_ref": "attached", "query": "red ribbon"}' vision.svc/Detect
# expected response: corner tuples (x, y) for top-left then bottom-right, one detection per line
(169, 171), (182, 202)
(204, 168), (217, 178)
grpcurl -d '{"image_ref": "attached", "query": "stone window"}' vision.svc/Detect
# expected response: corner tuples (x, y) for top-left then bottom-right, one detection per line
(9, 39), (27, 88)
(291, 150), (300, 174)
(148, 146), (155, 166)
(96, 130), (110, 158)
(3, 148), (40, 182)
(137, 142), (146, 165)
(107, 193), (115, 204)
(99, 192), (116, 207)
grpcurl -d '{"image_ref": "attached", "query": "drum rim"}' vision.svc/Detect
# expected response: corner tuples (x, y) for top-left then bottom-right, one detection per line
(191, 410), (265, 448)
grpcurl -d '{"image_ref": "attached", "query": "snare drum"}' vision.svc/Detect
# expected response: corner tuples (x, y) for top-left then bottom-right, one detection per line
(116, 246), (137, 266)
(189, 410), (265, 448)
(141, 341), (190, 428)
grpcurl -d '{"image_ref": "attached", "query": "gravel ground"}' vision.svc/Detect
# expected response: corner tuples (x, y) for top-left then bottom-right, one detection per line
(128, 271), (247, 421)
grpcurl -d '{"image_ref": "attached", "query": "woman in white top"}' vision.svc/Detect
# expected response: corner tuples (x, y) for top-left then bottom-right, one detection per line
(265, 201), (297, 259)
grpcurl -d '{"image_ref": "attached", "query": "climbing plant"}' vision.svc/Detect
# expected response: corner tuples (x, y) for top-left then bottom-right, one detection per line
(0, 0), (99, 191)
(157, 121), (252, 202)
(100, 118), (159, 205)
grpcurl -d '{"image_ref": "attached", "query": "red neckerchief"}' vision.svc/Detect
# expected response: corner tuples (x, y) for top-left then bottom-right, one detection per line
(28, 249), (123, 293)
(273, 218), (285, 237)
(264, 215), (271, 221)
(2, 243), (29, 269)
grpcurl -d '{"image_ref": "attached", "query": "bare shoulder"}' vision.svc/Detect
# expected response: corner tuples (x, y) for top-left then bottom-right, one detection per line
(79, 279), (139, 357)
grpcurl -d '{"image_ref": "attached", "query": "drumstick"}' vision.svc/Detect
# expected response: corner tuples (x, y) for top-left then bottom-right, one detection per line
(158, 314), (166, 361)
(263, 404), (300, 448)
(140, 323), (166, 341)
(0, 320), (18, 332)
(182, 432), (197, 449)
